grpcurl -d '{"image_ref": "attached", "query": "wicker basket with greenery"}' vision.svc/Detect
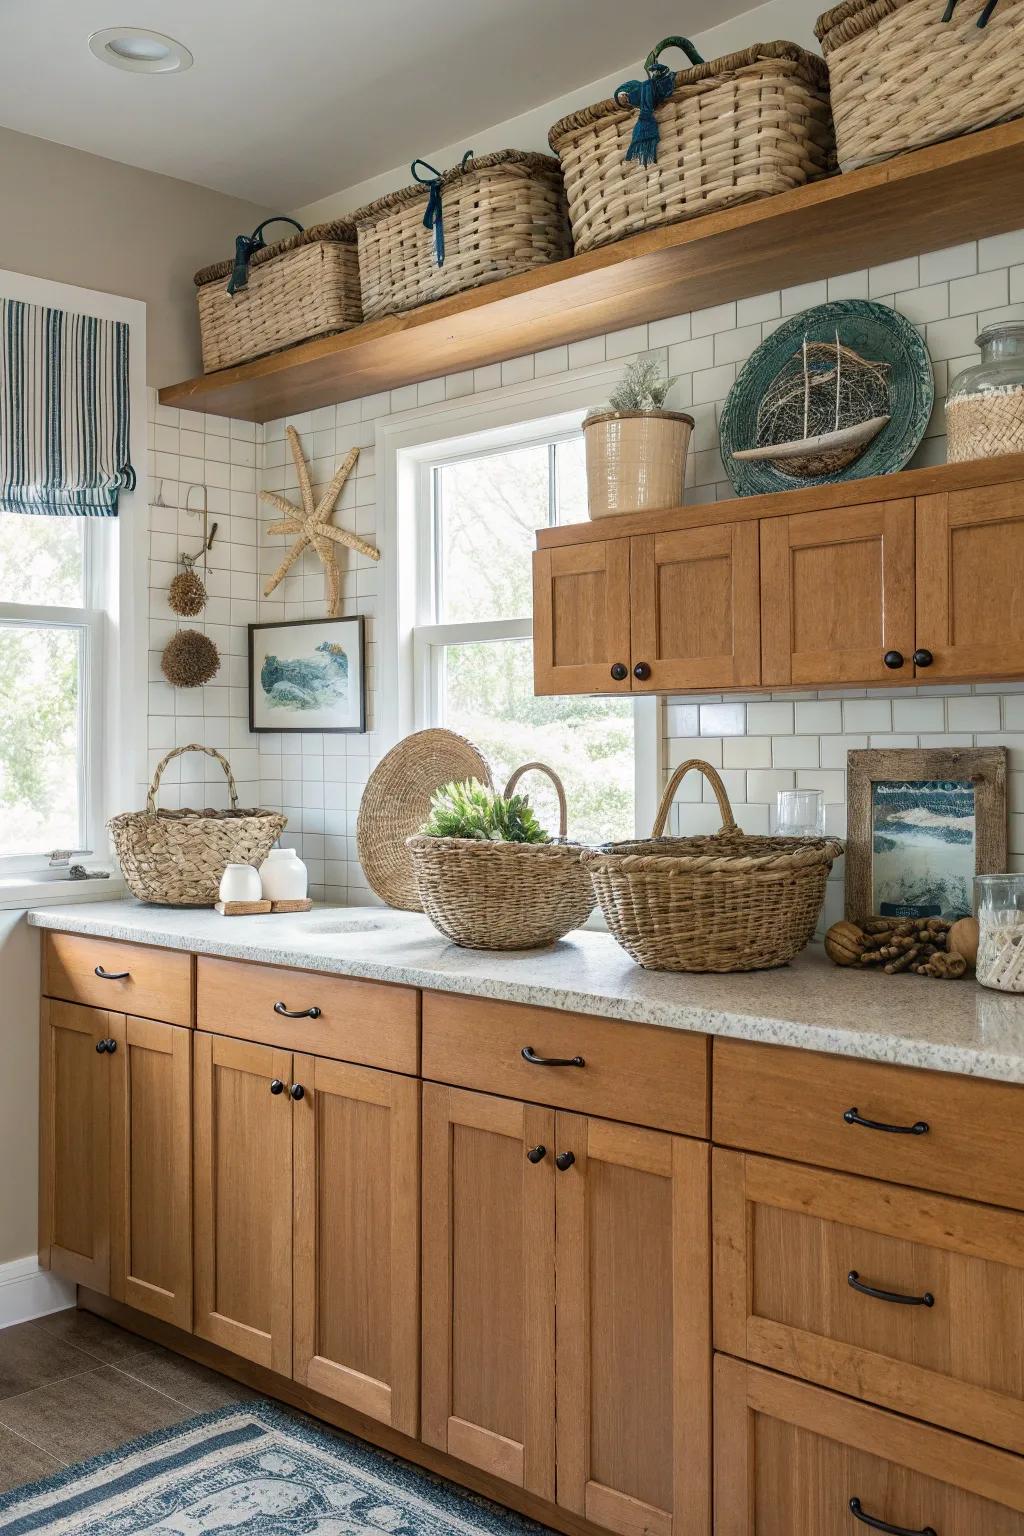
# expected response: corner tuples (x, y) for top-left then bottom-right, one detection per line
(406, 764), (595, 950)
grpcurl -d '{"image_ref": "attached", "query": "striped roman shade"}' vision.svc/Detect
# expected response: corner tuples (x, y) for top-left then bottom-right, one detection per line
(0, 298), (135, 516)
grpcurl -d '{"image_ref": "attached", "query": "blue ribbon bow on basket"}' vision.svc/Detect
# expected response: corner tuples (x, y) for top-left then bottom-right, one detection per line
(412, 151), (474, 269)
(615, 36), (705, 168)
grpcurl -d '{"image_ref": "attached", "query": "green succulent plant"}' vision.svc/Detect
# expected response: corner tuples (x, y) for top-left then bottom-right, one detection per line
(586, 357), (678, 422)
(420, 779), (550, 844)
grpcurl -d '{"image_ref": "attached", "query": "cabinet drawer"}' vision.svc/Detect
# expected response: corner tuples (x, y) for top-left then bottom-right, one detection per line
(714, 1150), (1024, 1453)
(712, 1039), (1024, 1211)
(43, 932), (193, 1027)
(422, 991), (708, 1137)
(196, 956), (419, 1074)
(715, 1357), (1024, 1535)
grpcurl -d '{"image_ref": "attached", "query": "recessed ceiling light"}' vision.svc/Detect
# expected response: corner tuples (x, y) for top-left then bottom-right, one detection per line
(88, 27), (193, 74)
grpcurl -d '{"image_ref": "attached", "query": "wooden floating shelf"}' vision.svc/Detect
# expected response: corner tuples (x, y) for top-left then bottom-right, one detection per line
(160, 121), (1024, 424)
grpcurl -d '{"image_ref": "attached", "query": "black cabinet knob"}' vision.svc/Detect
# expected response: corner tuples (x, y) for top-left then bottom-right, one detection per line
(526, 1145), (547, 1164)
(913, 648), (934, 668)
(289, 1083), (305, 1101)
(883, 650), (905, 670)
(610, 662), (628, 682)
(105, 1038), (117, 1054)
(633, 661), (652, 681)
(554, 1151), (576, 1171)
(269, 1079), (285, 1095)
(95, 1038), (109, 1054)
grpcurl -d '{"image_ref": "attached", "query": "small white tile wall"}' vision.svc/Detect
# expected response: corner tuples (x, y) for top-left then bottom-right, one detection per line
(144, 229), (1024, 904)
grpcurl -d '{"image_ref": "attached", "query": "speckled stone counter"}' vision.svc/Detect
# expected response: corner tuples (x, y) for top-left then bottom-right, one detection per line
(27, 900), (1024, 1084)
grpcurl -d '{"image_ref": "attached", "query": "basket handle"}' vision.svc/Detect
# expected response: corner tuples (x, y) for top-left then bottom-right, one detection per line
(503, 761), (568, 838)
(642, 36), (705, 74)
(146, 744), (239, 814)
(651, 758), (738, 838)
(226, 216), (303, 296)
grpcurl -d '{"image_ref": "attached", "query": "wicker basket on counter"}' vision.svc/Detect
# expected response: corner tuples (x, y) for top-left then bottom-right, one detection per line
(549, 39), (833, 254)
(405, 762), (595, 950)
(584, 759), (843, 973)
(194, 220), (361, 372)
(109, 745), (287, 907)
(353, 150), (571, 321)
(815, 0), (1024, 172)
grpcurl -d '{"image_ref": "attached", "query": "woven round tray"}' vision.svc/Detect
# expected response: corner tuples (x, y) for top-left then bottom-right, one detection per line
(108, 744), (287, 907)
(584, 759), (843, 972)
(406, 762), (596, 950)
(357, 729), (492, 911)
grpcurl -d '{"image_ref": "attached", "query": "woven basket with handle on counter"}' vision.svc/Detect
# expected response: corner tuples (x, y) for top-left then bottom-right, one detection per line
(584, 759), (843, 972)
(406, 762), (595, 950)
(109, 745), (287, 907)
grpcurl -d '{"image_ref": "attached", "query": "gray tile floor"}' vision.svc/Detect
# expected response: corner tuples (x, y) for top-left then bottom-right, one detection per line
(0, 1308), (259, 1493)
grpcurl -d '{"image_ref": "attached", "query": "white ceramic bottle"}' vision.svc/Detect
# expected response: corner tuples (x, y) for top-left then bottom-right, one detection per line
(258, 847), (308, 902)
(218, 863), (262, 904)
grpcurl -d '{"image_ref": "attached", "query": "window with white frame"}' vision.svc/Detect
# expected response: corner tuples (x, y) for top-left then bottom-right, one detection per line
(0, 515), (109, 868)
(412, 428), (635, 844)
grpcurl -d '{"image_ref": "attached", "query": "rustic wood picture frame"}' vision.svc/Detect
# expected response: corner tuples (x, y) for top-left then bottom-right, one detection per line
(845, 747), (1007, 920)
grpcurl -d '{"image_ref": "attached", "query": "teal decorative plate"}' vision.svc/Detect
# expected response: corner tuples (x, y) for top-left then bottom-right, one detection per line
(719, 299), (934, 496)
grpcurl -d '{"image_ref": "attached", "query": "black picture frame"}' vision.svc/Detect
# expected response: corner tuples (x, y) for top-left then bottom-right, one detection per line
(248, 615), (366, 734)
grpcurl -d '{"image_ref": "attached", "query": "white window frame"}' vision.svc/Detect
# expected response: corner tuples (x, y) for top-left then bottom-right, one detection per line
(0, 269), (147, 905)
(376, 362), (661, 839)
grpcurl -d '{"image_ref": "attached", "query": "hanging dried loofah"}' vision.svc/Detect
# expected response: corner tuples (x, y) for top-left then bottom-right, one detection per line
(168, 556), (207, 618)
(161, 628), (221, 688)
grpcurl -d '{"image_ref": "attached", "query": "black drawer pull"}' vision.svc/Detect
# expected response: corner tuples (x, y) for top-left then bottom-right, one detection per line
(521, 1046), (584, 1068)
(94, 965), (130, 981)
(526, 1145), (547, 1164)
(848, 1271), (934, 1308)
(849, 1497), (936, 1535)
(273, 1001), (322, 1019)
(844, 1107), (929, 1136)
(555, 1151), (576, 1171)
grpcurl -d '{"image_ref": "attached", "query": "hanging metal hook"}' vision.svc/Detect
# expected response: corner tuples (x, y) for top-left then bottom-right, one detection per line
(182, 484), (216, 568)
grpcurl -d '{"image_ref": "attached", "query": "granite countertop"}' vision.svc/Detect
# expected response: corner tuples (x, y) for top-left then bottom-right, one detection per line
(27, 900), (1024, 1085)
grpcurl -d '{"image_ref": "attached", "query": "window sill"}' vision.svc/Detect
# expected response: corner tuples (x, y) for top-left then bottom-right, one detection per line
(0, 871), (125, 912)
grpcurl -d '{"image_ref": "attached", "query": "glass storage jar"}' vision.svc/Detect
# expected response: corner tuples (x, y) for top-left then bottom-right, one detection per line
(974, 874), (1024, 993)
(946, 322), (1024, 463)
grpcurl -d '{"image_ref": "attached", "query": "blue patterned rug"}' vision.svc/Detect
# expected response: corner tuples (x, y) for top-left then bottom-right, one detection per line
(0, 1401), (553, 1534)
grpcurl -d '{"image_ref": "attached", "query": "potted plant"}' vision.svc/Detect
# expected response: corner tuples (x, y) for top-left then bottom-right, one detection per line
(583, 357), (693, 518)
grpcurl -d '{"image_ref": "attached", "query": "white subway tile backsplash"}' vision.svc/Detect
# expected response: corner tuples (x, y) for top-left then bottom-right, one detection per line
(747, 702), (794, 735)
(919, 242), (977, 285)
(699, 702), (745, 736)
(723, 736), (772, 768)
(842, 699), (893, 733)
(794, 700), (843, 734)
(891, 697), (946, 732)
(947, 695), (1002, 732)
(772, 736), (820, 768)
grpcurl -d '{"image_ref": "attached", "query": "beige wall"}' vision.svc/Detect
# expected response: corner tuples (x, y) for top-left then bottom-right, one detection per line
(0, 914), (41, 1265)
(0, 127), (272, 385)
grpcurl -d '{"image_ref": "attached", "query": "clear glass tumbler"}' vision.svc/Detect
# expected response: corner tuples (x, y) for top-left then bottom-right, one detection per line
(974, 874), (1024, 993)
(773, 788), (825, 838)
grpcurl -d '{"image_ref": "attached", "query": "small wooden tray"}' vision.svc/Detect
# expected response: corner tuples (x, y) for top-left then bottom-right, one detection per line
(270, 897), (313, 913)
(214, 897), (313, 916)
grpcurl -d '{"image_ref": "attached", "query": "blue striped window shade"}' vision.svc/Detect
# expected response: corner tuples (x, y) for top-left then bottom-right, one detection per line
(1, 298), (135, 516)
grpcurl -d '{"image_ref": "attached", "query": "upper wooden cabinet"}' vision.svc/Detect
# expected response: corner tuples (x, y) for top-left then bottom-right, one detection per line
(532, 456), (1024, 695)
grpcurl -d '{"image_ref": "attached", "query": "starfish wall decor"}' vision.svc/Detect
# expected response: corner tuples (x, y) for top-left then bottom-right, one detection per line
(259, 425), (380, 617)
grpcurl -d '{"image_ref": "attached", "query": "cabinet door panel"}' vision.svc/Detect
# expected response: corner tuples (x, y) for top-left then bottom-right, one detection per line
(555, 1115), (710, 1536)
(293, 1055), (419, 1433)
(39, 1000), (111, 1290)
(533, 542), (631, 695)
(193, 1033), (293, 1374)
(110, 1016), (192, 1330)
(421, 1084), (555, 1498)
(917, 481), (1024, 678)
(630, 522), (760, 691)
(761, 501), (915, 686)
(715, 1358), (1024, 1535)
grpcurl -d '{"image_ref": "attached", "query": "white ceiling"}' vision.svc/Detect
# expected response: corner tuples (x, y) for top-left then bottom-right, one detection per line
(0, 0), (755, 208)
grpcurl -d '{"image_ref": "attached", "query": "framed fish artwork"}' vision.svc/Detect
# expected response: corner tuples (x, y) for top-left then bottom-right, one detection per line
(248, 615), (366, 733)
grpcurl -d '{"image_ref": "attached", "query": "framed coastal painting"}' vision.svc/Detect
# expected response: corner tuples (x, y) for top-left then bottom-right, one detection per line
(845, 747), (1007, 922)
(248, 616), (366, 733)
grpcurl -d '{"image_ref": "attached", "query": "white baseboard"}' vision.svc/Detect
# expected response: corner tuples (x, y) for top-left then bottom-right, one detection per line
(0, 1256), (74, 1327)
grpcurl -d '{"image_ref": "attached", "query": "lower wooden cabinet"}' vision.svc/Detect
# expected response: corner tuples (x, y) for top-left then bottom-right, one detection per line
(715, 1357), (1024, 1534)
(39, 1000), (113, 1292)
(420, 1083), (711, 1536)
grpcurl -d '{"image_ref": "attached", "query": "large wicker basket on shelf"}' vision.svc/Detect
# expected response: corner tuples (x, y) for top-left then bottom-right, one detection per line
(353, 150), (571, 321)
(584, 760), (843, 972)
(549, 39), (833, 254)
(194, 220), (361, 372)
(405, 763), (595, 950)
(815, 0), (1024, 172)
(109, 745), (287, 907)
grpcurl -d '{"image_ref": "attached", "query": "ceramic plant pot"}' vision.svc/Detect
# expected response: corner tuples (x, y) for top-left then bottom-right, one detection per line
(583, 410), (694, 518)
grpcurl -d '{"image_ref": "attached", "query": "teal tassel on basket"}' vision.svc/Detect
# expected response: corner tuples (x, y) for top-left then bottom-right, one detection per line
(412, 153), (474, 269)
(616, 37), (704, 168)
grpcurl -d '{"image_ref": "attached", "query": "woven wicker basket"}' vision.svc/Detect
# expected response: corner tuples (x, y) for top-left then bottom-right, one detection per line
(549, 40), (833, 254)
(194, 220), (361, 372)
(584, 759), (843, 973)
(405, 763), (595, 950)
(109, 745), (287, 907)
(815, 0), (1024, 172)
(353, 150), (571, 321)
